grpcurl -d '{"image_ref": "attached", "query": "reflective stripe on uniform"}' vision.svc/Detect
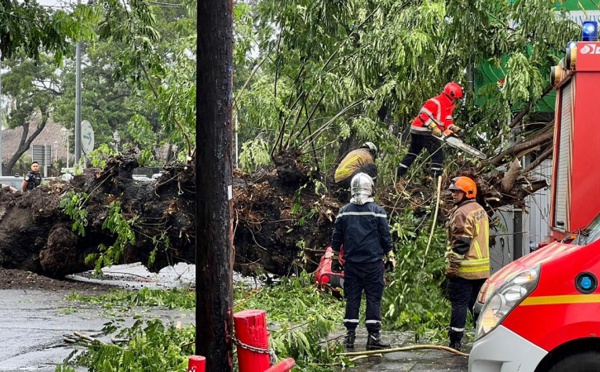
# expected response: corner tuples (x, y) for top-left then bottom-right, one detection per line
(459, 258), (489, 266)
(450, 326), (465, 332)
(474, 224), (482, 258)
(430, 98), (442, 123)
(420, 107), (435, 120)
(337, 211), (387, 218)
(344, 319), (360, 323)
(457, 258), (490, 277)
(365, 320), (381, 324)
(410, 126), (431, 133)
(335, 154), (364, 181)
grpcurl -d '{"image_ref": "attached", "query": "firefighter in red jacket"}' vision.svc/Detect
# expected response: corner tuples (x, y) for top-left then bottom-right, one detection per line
(397, 82), (463, 178)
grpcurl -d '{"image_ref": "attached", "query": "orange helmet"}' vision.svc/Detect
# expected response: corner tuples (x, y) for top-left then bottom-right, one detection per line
(443, 82), (463, 99)
(449, 176), (476, 199)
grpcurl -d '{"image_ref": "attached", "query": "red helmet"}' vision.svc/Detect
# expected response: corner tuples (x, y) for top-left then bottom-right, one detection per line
(443, 82), (463, 99)
(449, 176), (476, 199)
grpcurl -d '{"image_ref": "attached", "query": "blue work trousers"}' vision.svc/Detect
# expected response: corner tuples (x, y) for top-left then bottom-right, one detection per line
(448, 276), (486, 343)
(343, 260), (385, 333)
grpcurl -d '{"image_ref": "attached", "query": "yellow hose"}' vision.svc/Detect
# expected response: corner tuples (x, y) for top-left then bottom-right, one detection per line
(422, 175), (443, 269)
(341, 343), (469, 359)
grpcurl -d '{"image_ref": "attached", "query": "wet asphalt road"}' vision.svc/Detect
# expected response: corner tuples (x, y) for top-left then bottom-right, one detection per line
(0, 290), (468, 372)
(0, 263), (468, 371)
(0, 289), (107, 371)
(0, 263), (196, 372)
(0, 288), (195, 372)
(340, 331), (469, 372)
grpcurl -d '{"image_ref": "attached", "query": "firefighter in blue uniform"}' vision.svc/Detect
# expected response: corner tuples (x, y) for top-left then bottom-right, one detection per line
(331, 172), (395, 350)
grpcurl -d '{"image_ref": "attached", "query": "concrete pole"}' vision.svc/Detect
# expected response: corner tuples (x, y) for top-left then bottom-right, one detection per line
(74, 0), (82, 164)
(43, 143), (48, 178)
(0, 56), (3, 176)
(67, 134), (70, 168)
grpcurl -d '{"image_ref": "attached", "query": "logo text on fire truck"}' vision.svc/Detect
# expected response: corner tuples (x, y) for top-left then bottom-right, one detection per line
(580, 44), (600, 55)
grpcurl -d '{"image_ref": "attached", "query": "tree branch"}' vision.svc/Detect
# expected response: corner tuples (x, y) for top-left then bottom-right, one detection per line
(522, 146), (553, 175)
(488, 123), (554, 165)
(509, 84), (554, 128)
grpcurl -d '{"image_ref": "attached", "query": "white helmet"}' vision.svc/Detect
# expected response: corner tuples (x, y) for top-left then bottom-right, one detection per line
(350, 172), (375, 198)
(361, 142), (377, 155)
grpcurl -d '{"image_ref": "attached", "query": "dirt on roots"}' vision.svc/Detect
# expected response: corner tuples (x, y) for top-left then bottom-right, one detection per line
(0, 267), (111, 293)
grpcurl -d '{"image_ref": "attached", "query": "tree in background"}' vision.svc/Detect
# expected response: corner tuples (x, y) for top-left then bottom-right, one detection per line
(94, 0), (196, 162)
(0, 0), (197, 170)
(233, 0), (579, 180)
(0, 0), (95, 60)
(1, 54), (64, 175)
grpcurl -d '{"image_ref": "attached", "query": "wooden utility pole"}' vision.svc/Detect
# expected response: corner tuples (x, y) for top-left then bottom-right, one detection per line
(197, 0), (234, 370)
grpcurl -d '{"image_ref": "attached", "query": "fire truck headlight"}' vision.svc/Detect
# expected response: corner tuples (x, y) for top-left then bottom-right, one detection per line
(475, 265), (540, 340)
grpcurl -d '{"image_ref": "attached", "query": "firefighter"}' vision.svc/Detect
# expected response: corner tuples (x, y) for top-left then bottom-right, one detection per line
(334, 142), (378, 190)
(396, 82), (463, 179)
(331, 172), (395, 350)
(445, 176), (490, 351)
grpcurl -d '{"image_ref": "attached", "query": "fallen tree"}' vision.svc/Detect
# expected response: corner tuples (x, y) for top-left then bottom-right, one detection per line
(0, 152), (195, 278)
(232, 145), (551, 277)
(0, 141), (551, 279)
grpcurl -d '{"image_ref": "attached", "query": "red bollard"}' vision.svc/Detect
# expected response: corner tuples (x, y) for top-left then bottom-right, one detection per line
(188, 355), (206, 372)
(234, 309), (271, 372)
(264, 358), (296, 372)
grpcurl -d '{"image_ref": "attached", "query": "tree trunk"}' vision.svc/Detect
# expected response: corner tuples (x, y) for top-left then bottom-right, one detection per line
(197, 0), (235, 371)
(488, 124), (554, 166)
(5, 110), (49, 175)
(501, 158), (522, 193)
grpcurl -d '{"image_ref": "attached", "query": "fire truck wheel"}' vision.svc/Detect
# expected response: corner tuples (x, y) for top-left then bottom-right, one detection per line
(548, 352), (600, 372)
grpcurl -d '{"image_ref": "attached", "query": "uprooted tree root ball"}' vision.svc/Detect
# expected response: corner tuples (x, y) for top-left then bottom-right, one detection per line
(0, 150), (546, 279)
(0, 151), (196, 278)
(233, 151), (547, 277)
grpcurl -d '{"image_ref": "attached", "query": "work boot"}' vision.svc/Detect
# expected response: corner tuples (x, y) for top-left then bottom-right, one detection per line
(366, 332), (390, 350)
(449, 340), (462, 352)
(344, 330), (355, 349)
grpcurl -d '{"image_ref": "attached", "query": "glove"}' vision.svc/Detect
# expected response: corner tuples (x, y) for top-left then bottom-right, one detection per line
(384, 251), (396, 272)
(428, 123), (442, 137)
(445, 263), (459, 278)
(449, 125), (462, 136)
(445, 251), (464, 278)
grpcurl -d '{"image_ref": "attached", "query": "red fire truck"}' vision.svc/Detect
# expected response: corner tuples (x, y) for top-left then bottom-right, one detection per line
(468, 22), (600, 372)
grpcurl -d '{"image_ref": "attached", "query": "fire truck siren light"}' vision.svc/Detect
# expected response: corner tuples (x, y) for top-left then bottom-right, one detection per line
(582, 20), (598, 41)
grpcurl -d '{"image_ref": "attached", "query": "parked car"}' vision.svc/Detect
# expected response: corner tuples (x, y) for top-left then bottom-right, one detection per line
(0, 175), (23, 191)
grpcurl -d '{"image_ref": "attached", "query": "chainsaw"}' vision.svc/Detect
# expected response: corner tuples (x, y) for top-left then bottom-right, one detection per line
(314, 247), (395, 299)
(315, 247), (345, 299)
(435, 128), (487, 160)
